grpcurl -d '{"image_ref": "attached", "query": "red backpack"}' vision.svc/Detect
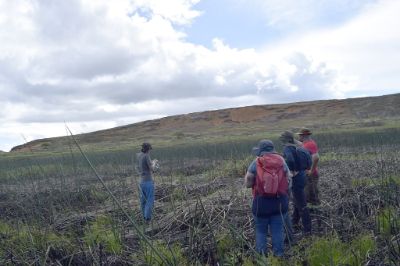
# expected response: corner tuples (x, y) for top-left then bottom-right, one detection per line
(253, 153), (288, 197)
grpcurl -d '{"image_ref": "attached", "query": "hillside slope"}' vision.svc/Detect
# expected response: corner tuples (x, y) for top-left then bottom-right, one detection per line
(10, 93), (400, 153)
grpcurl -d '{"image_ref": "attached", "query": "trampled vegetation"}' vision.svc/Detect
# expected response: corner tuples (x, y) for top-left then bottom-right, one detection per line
(0, 128), (399, 265)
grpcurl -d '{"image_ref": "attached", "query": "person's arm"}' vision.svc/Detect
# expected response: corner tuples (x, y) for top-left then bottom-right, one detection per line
(146, 154), (154, 172)
(310, 153), (319, 173)
(244, 160), (256, 188)
(282, 159), (293, 180)
(283, 146), (297, 176)
(244, 171), (255, 188)
(303, 140), (319, 175)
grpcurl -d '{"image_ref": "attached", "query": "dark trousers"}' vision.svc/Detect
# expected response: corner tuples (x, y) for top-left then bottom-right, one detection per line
(305, 173), (320, 205)
(291, 172), (311, 233)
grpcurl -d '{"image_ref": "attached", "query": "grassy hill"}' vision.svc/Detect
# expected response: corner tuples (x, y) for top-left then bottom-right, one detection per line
(1, 93), (400, 265)
(10, 93), (400, 153)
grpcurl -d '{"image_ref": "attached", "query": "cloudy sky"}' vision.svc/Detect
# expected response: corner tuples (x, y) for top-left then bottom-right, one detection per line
(1, 0), (399, 151)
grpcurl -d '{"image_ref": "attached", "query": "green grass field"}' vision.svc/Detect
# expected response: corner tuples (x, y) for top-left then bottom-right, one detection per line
(1, 126), (400, 265)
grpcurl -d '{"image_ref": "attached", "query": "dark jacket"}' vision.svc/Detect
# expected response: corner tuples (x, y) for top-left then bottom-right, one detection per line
(252, 195), (288, 218)
(282, 145), (297, 172)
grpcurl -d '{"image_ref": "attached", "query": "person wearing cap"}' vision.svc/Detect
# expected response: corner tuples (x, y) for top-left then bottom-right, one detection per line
(244, 140), (291, 257)
(280, 131), (312, 235)
(137, 142), (155, 222)
(297, 128), (320, 205)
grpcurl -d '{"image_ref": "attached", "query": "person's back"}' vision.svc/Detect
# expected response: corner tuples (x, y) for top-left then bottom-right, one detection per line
(302, 138), (319, 175)
(280, 131), (312, 235)
(252, 152), (289, 218)
(137, 151), (153, 181)
(282, 144), (299, 174)
(245, 139), (289, 257)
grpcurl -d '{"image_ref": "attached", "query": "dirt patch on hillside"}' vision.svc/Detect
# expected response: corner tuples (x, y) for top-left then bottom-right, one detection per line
(10, 94), (400, 153)
(230, 107), (269, 123)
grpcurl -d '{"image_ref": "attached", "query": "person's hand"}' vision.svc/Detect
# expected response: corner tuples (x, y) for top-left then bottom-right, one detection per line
(306, 169), (312, 176)
(152, 159), (160, 170)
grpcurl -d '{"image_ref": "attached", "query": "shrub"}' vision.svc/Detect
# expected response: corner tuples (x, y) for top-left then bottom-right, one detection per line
(0, 221), (72, 263)
(352, 175), (400, 188)
(83, 215), (123, 254)
(376, 207), (399, 235)
(174, 132), (185, 140)
(348, 234), (376, 266)
(307, 234), (347, 266)
(141, 240), (188, 266)
(171, 187), (186, 201)
(306, 233), (376, 266)
(41, 142), (51, 149)
(216, 232), (239, 264)
(0, 220), (12, 236)
(216, 232), (235, 255)
(209, 156), (253, 179)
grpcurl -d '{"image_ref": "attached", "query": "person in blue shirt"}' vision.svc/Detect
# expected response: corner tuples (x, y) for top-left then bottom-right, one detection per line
(280, 131), (311, 235)
(244, 139), (291, 256)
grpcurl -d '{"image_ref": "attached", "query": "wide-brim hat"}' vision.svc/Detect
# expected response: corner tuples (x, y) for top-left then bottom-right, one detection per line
(252, 139), (275, 156)
(296, 127), (312, 135)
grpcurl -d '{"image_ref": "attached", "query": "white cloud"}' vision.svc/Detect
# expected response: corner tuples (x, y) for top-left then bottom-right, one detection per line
(133, 0), (202, 25)
(233, 0), (377, 28)
(264, 0), (400, 96)
(0, 0), (399, 151)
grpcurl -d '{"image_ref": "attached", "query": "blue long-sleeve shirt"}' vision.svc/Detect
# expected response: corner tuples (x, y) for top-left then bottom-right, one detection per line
(282, 145), (298, 171)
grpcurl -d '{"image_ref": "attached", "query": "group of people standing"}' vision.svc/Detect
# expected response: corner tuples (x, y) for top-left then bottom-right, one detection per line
(245, 128), (320, 257)
(136, 128), (320, 257)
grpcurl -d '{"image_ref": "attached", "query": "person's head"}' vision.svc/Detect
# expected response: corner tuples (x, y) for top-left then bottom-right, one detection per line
(252, 139), (275, 156)
(296, 128), (312, 142)
(141, 142), (152, 153)
(279, 130), (294, 144)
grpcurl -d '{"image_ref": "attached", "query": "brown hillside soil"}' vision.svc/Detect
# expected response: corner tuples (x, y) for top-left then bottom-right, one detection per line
(230, 107), (267, 122)
(10, 93), (400, 152)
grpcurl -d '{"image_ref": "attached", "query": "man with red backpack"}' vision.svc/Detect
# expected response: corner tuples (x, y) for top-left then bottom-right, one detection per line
(245, 140), (291, 257)
(280, 131), (312, 235)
